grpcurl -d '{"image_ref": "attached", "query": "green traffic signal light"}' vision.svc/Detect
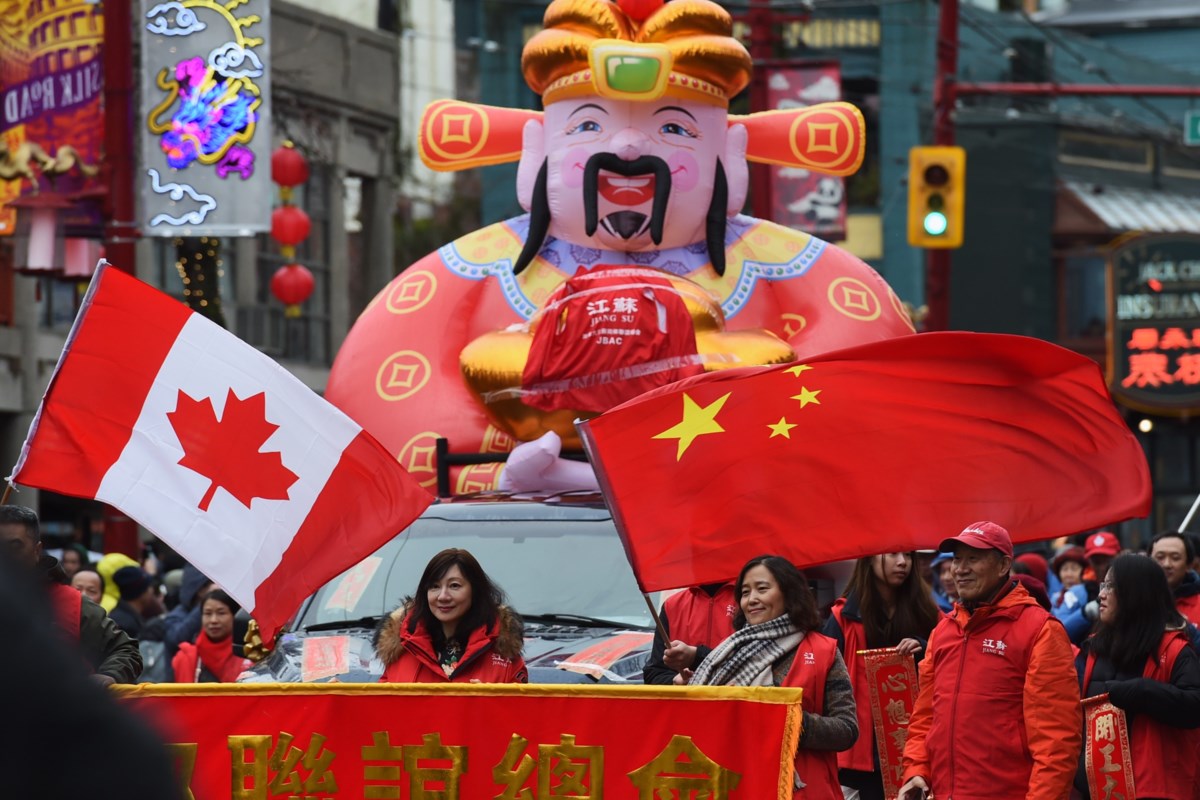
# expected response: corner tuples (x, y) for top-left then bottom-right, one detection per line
(923, 210), (949, 236)
(923, 192), (948, 235)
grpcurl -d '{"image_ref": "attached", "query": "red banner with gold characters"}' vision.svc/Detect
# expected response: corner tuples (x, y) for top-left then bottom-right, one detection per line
(859, 648), (919, 800)
(1083, 694), (1136, 800)
(116, 683), (803, 800)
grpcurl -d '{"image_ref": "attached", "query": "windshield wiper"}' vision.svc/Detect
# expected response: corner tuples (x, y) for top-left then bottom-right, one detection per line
(522, 613), (645, 629)
(303, 616), (381, 633)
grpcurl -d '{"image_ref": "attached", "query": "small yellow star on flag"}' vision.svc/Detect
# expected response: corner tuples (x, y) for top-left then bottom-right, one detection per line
(767, 417), (798, 439)
(784, 364), (813, 377)
(791, 387), (821, 408)
(653, 392), (732, 460)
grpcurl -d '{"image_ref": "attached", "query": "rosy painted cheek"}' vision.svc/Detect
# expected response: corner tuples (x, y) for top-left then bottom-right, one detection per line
(560, 147), (594, 189)
(667, 152), (701, 193)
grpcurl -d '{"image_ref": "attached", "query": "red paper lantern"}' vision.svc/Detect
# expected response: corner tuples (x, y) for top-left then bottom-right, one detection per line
(270, 263), (315, 317)
(270, 205), (311, 247)
(271, 143), (309, 187)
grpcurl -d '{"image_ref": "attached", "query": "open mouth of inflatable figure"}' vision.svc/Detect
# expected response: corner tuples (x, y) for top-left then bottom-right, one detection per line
(598, 173), (656, 206)
(600, 210), (649, 239)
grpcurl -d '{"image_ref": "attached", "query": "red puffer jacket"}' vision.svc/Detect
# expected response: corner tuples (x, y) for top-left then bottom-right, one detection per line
(901, 581), (1081, 800)
(376, 603), (528, 684)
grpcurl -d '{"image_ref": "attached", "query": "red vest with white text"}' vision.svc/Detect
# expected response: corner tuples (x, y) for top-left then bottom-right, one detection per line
(663, 585), (737, 649)
(781, 632), (842, 800)
(829, 599), (875, 773)
(923, 599), (1051, 799)
(1084, 630), (1200, 800)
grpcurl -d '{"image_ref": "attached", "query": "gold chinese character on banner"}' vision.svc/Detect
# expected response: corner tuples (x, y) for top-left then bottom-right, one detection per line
(538, 734), (604, 799)
(884, 698), (910, 726)
(227, 732), (338, 800)
(1100, 773), (1126, 800)
(270, 732), (338, 797)
(403, 733), (468, 800)
(1094, 714), (1117, 744)
(627, 735), (741, 799)
(493, 734), (536, 800)
(230, 735), (272, 800)
(166, 743), (198, 800)
(363, 731), (406, 800)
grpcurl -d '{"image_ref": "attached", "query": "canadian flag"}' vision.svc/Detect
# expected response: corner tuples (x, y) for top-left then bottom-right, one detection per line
(9, 266), (433, 639)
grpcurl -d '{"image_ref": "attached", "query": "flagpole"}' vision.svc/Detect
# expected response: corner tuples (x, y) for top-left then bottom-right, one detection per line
(642, 593), (671, 646)
(0, 483), (11, 505)
(1179, 492), (1200, 533)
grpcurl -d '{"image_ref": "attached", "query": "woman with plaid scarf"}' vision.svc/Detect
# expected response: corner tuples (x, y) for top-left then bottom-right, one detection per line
(686, 555), (858, 799)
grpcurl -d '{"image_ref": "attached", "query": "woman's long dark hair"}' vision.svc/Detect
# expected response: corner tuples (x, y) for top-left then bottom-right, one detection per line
(1090, 554), (1184, 674)
(732, 555), (820, 632)
(843, 554), (941, 648)
(407, 548), (505, 653)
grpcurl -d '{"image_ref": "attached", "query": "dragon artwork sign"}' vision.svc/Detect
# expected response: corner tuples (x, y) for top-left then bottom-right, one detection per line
(139, 0), (271, 236)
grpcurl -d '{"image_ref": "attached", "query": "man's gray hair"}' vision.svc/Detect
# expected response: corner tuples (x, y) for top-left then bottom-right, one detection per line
(0, 505), (40, 541)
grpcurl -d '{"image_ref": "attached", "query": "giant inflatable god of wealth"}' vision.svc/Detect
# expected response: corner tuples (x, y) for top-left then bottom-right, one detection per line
(326, 0), (915, 493)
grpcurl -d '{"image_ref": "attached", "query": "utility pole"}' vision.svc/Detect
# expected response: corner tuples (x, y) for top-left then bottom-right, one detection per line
(746, 0), (775, 221)
(101, 0), (141, 558)
(924, 0), (959, 332)
(739, 0), (812, 222)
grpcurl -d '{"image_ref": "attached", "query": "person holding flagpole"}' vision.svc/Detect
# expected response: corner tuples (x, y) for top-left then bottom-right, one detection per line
(686, 555), (857, 799)
(1074, 553), (1200, 799)
(823, 553), (941, 800)
(375, 549), (528, 684)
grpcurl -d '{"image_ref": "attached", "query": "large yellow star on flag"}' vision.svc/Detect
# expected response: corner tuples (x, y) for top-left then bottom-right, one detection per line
(784, 364), (813, 377)
(791, 387), (821, 408)
(653, 392), (732, 460)
(767, 417), (798, 439)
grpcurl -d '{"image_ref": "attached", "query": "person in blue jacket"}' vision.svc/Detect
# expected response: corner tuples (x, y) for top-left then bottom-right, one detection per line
(1050, 546), (1092, 643)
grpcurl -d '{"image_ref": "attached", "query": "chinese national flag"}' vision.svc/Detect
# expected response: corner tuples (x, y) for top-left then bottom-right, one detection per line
(578, 332), (1151, 592)
(9, 266), (433, 639)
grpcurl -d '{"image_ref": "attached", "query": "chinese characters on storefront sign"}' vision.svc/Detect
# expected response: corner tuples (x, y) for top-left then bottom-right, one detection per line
(119, 683), (799, 799)
(1109, 234), (1200, 413)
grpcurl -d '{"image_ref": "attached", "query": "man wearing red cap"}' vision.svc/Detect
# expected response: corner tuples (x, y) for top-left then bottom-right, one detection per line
(899, 522), (1081, 800)
(1083, 530), (1121, 582)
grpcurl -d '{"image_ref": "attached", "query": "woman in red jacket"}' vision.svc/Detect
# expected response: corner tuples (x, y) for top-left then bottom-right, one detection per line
(822, 553), (940, 800)
(375, 548), (527, 683)
(171, 590), (249, 683)
(1075, 554), (1200, 799)
(688, 555), (857, 799)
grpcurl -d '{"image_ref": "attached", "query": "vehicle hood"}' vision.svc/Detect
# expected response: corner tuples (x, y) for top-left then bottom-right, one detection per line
(239, 623), (653, 684)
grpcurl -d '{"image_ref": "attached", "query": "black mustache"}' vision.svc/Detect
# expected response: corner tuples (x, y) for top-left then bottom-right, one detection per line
(582, 152), (672, 245)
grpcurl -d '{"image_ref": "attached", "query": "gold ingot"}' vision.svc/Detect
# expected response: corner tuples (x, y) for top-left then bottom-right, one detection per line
(460, 273), (795, 450)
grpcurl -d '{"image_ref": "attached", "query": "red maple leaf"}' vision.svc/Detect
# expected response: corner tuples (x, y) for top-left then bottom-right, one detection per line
(167, 389), (299, 511)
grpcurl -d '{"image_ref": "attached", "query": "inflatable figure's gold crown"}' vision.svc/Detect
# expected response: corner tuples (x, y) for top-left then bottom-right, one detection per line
(522, 0), (752, 106)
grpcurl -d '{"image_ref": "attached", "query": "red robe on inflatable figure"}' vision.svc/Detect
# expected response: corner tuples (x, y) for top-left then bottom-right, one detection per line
(326, 0), (915, 494)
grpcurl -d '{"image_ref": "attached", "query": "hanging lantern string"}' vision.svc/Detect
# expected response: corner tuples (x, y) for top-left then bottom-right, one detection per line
(269, 141), (314, 315)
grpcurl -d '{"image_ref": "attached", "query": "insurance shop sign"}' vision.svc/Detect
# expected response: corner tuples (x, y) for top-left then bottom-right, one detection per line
(1109, 234), (1200, 413)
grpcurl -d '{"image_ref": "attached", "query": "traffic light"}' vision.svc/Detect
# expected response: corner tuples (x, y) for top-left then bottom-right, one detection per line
(907, 145), (966, 249)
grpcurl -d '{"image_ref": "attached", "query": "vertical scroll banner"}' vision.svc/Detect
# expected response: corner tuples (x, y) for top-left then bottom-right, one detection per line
(859, 648), (919, 799)
(757, 65), (850, 240)
(1083, 695), (1136, 800)
(0, 0), (105, 236)
(117, 683), (803, 800)
(139, 0), (271, 236)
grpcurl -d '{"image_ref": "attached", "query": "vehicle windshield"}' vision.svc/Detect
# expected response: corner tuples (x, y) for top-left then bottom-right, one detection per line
(300, 504), (658, 630)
